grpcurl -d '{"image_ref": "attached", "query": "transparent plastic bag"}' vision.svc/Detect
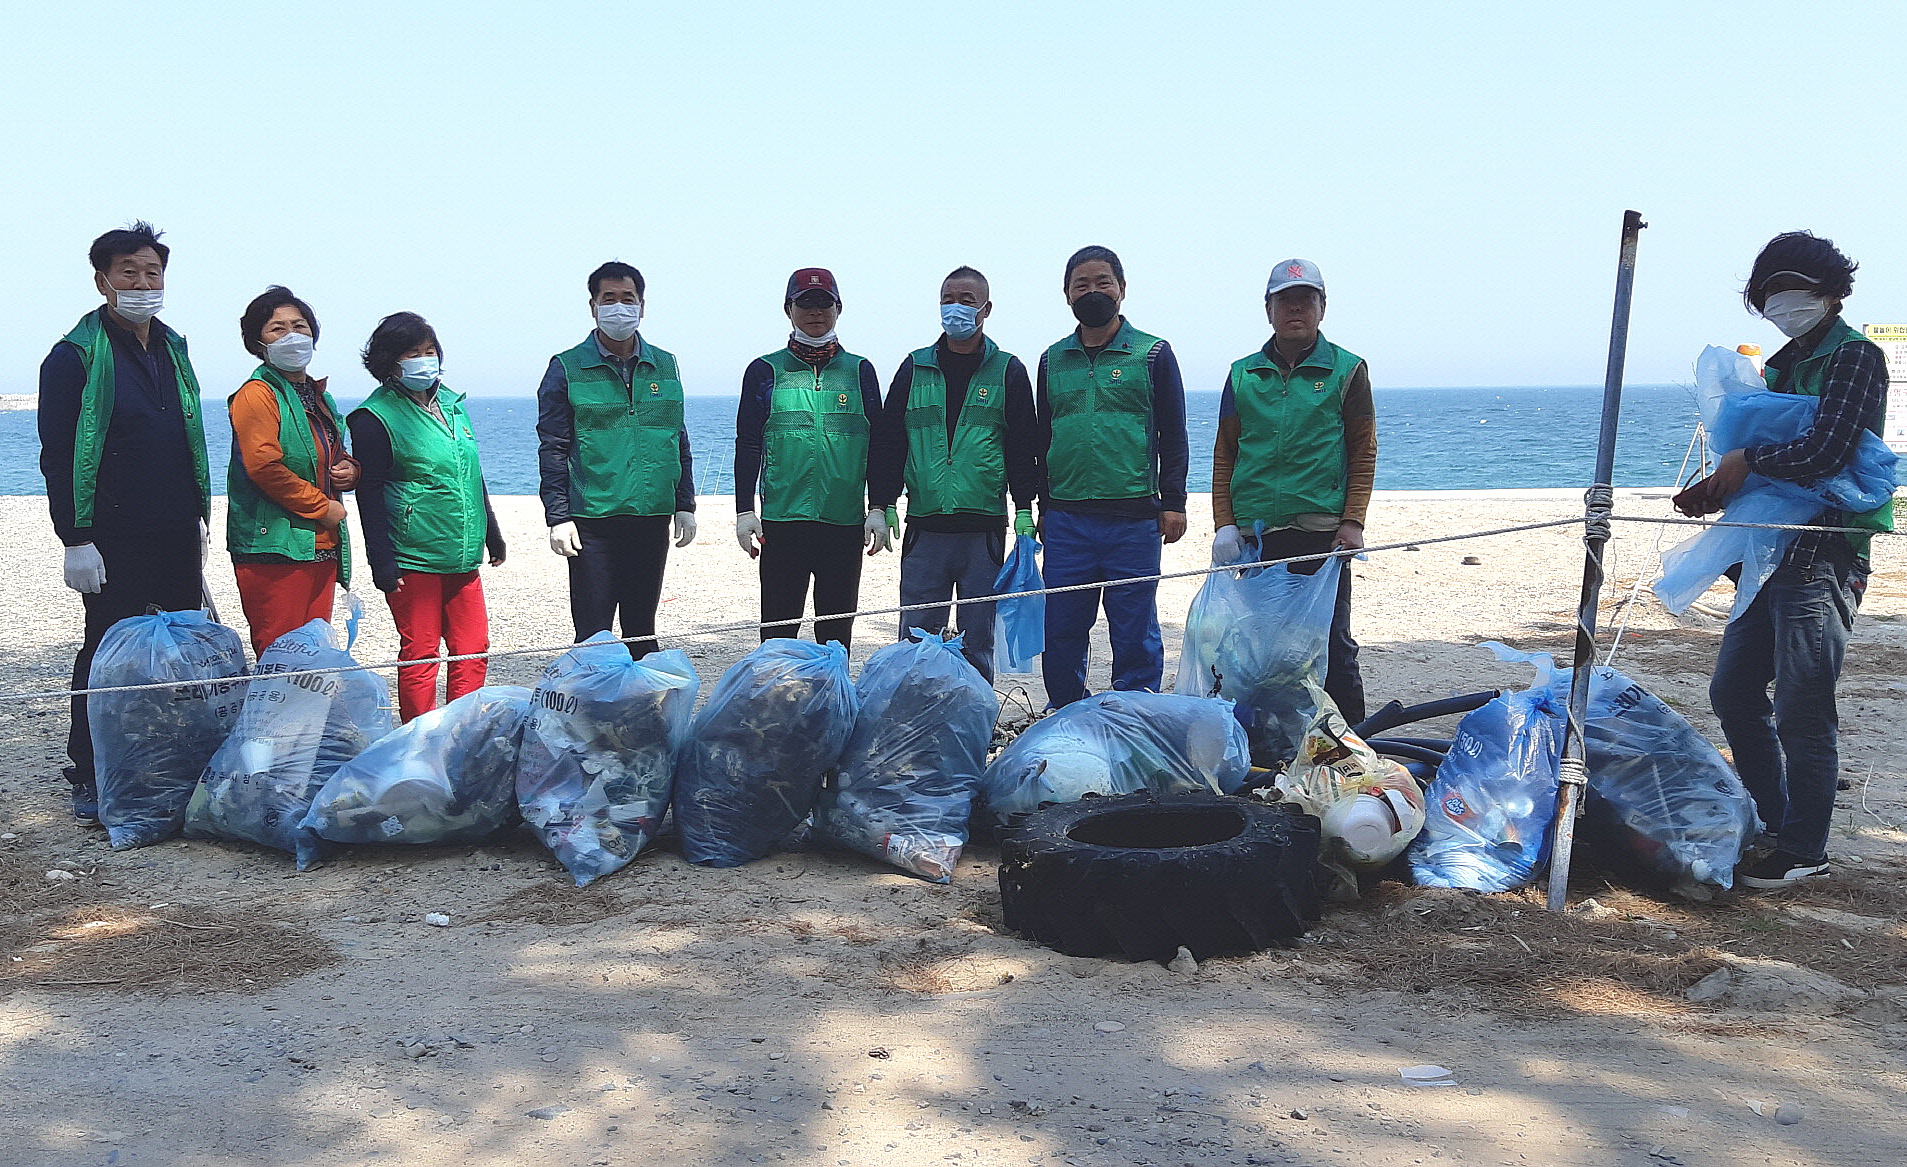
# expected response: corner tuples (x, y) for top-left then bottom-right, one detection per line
(187, 619), (393, 869)
(302, 685), (531, 846)
(979, 691), (1250, 829)
(812, 631), (1000, 882)
(90, 610), (249, 849)
(675, 638), (859, 867)
(992, 535), (1045, 675)
(515, 634), (699, 886)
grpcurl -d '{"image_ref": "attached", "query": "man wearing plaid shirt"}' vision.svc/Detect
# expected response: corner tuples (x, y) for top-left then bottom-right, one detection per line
(1677, 231), (1892, 891)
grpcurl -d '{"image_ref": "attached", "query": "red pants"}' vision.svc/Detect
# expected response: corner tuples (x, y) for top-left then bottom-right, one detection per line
(234, 560), (339, 658)
(385, 570), (489, 721)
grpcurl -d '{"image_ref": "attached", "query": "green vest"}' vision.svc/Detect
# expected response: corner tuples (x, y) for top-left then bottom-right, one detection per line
(555, 335), (686, 518)
(902, 338), (1012, 518)
(1226, 336), (1366, 529)
(1767, 318), (1895, 553)
(352, 384), (489, 574)
(1043, 320), (1162, 502)
(760, 348), (869, 525)
(225, 366), (353, 586)
(59, 310), (211, 529)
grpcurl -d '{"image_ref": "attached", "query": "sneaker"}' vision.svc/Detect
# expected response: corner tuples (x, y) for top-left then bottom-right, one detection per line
(64, 766), (100, 827)
(1739, 850), (1829, 890)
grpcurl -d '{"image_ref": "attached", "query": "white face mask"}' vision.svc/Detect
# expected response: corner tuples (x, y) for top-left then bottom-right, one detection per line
(397, 355), (440, 392)
(1761, 289), (1831, 338)
(111, 287), (164, 324)
(791, 327), (838, 348)
(265, 331), (315, 373)
(595, 301), (642, 342)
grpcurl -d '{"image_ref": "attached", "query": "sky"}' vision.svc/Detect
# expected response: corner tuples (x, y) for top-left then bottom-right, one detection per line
(3, 1), (1901, 398)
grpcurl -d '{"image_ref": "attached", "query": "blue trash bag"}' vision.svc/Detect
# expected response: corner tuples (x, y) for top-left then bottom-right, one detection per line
(1408, 650), (1565, 893)
(515, 635), (699, 886)
(675, 638), (860, 867)
(302, 685), (532, 846)
(1656, 346), (1898, 618)
(1176, 546), (1343, 768)
(992, 535), (1045, 675)
(89, 610), (249, 850)
(811, 631), (1001, 882)
(187, 619), (394, 870)
(979, 691), (1251, 829)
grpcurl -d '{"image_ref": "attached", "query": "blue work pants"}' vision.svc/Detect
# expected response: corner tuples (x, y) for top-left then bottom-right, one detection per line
(1040, 510), (1162, 707)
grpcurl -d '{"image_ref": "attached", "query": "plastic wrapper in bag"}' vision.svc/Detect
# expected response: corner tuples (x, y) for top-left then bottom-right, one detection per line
(1656, 346), (1898, 618)
(516, 635), (698, 886)
(992, 535), (1045, 674)
(187, 619), (393, 869)
(675, 639), (858, 867)
(1175, 550), (1342, 768)
(302, 685), (531, 846)
(812, 632), (1000, 881)
(979, 691), (1250, 829)
(1276, 683), (1426, 879)
(89, 610), (249, 849)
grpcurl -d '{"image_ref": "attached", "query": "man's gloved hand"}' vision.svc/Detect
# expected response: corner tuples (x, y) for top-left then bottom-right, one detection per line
(63, 543), (107, 594)
(1211, 524), (1244, 565)
(863, 508), (893, 556)
(1014, 509), (1037, 539)
(736, 511), (762, 558)
(548, 521), (582, 557)
(672, 511), (697, 548)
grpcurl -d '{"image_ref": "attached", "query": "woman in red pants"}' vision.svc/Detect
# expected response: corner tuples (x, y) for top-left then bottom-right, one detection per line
(226, 286), (360, 657)
(348, 312), (506, 720)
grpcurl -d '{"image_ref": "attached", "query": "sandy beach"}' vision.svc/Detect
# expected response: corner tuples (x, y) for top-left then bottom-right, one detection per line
(3, 491), (1905, 1167)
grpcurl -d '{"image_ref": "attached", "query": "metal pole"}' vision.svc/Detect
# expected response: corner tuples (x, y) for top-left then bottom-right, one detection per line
(1547, 209), (1647, 912)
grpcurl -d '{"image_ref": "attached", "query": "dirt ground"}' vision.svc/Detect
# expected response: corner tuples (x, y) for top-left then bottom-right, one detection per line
(3, 492), (1904, 1167)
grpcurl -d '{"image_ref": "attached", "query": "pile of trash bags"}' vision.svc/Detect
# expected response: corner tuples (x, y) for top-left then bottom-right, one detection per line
(1275, 684), (1426, 892)
(1656, 345), (1898, 618)
(980, 691), (1250, 828)
(303, 685), (532, 846)
(89, 610), (249, 850)
(675, 639), (859, 867)
(516, 634), (699, 886)
(812, 631), (999, 881)
(186, 619), (393, 870)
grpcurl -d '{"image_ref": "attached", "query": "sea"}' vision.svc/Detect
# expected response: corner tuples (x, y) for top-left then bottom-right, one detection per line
(0, 386), (1707, 498)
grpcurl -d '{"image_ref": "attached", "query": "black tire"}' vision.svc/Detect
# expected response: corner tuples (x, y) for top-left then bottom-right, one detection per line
(997, 790), (1321, 963)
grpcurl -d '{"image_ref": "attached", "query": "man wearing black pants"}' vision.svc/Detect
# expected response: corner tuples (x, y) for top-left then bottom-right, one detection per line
(38, 222), (211, 823)
(734, 268), (889, 649)
(537, 261), (696, 658)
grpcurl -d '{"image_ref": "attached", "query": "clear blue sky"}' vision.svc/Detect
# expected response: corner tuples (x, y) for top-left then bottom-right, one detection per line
(4, 1), (1899, 397)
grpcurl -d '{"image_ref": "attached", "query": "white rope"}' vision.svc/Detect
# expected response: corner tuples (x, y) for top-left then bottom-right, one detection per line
(1602, 425), (1709, 666)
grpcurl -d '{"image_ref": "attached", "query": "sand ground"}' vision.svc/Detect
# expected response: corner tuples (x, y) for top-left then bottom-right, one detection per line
(2, 492), (1905, 1167)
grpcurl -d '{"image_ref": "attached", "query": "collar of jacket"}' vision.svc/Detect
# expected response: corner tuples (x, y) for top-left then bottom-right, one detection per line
(1245, 333), (1340, 375)
(585, 331), (656, 371)
(915, 335), (998, 370)
(1056, 317), (1137, 357)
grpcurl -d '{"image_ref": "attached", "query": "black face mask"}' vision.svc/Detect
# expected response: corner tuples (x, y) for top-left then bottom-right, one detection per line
(1070, 291), (1118, 329)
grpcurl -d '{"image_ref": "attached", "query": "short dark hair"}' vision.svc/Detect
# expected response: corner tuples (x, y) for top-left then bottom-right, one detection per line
(89, 220), (169, 272)
(1744, 231), (1858, 311)
(1063, 245), (1124, 288)
(944, 265), (989, 296)
(589, 261), (645, 299)
(239, 286), (320, 359)
(362, 312), (443, 385)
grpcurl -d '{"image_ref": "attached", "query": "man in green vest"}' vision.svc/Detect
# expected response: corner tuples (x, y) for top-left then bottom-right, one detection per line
(1677, 231), (1893, 891)
(37, 222), (212, 824)
(536, 261), (697, 658)
(1036, 245), (1189, 707)
(733, 268), (889, 649)
(1210, 258), (1375, 724)
(869, 265), (1038, 681)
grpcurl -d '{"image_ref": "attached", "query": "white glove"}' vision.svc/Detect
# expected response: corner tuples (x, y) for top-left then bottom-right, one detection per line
(863, 508), (893, 555)
(1212, 524), (1244, 565)
(672, 511), (697, 548)
(198, 519), (210, 566)
(64, 543), (107, 593)
(548, 521), (582, 557)
(736, 511), (762, 558)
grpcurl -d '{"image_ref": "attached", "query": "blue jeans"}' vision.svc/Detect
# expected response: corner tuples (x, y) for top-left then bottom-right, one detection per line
(1041, 510), (1163, 707)
(898, 527), (1004, 683)
(1709, 542), (1867, 863)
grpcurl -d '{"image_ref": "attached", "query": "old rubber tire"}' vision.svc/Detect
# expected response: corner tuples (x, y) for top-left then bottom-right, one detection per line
(997, 790), (1321, 963)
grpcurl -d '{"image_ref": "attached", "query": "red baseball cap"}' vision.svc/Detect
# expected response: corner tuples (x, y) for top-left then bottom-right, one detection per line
(785, 267), (841, 305)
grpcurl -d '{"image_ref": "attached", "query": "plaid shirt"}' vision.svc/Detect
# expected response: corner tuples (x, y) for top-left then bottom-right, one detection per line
(1746, 317), (1890, 566)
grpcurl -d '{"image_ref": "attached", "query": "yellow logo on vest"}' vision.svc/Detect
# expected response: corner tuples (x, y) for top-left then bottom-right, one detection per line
(649, 382), (661, 396)
(978, 387), (989, 399)
(838, 393), (849, 406)
(1110, 369), (1124, 380)
(1314, 382), (1326, 390)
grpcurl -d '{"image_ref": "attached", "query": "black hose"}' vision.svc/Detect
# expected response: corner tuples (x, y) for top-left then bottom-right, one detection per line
(1352, 690), (1500, 738)
(1367, 741), (1449, 766)
(1369, 736), (1452, 753)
